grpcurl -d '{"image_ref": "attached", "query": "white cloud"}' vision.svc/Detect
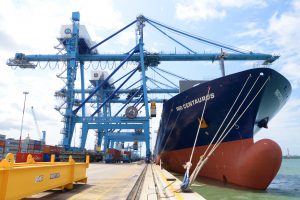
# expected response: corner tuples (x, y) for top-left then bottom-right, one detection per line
(0, 0), (126, 54)
(233, 22), (273, 54)
(0, 0), (127, 148)
(280, 62), (300, 88)
(176, 1), (226, 21)
(268, 12), (300, 54)
(175, 0), (267, 21)
(234, 1), (300, 88)
(236, 1), (300, 155)
(235, 27), (265, 38)
(267, 1), (300, 88)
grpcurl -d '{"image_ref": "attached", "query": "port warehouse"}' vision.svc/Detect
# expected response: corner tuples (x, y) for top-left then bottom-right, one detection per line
(0, 134), (141, 163)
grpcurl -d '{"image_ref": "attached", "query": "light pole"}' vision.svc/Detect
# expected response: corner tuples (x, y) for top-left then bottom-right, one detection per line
(18, 91), (29, 152)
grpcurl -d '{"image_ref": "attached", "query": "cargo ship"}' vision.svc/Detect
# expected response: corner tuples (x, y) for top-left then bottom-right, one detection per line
(154, 67), (291, 190)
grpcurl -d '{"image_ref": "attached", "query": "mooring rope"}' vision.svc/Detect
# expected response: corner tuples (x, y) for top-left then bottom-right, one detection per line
(187, 74), (270, 188)
(198, 74), (252, 164)
(180, 86), (210, 191)
(209, 75), (270, 155)
(161, 97), (188, 153)
(188, 87), (211, 164)
(207, 74), (262, 154)
(181, 74), (252, 191)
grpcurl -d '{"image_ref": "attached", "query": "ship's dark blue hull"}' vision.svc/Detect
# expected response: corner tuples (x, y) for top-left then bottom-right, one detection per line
(154, 68), (291, 189)
(155, 68), (291, 153)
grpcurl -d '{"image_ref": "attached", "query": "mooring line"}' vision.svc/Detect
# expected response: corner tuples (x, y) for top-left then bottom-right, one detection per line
(188, 75), (270, 187)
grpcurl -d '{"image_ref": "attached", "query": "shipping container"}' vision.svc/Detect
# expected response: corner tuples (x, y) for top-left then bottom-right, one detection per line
(124, 151), (132, 158)
(27, 144), (34, 150)
(49, 146), (59, 154)
(48, 146), (63, 154)
(121, 150), (132, 163)
(43, 153), (60, 162)
(15, 152), (43, 162)
(105, 148), (121, 163)
(43, 145), (50, 153)
(34, 144), (41, 150)
(0, 134), (6, 140)
(5, 144), (19, 149)
(133, 140), (138, 150)
(6, 139), (19, 146)
(43, 153), (51, 162)
(0, 140), (5, 147)
(34, 140), (42, 145)
(57, 146), (64, 153)
(5, 147), (18, 152)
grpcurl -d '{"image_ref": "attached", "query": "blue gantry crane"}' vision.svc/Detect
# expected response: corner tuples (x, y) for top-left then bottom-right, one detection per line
(7, 12), (278, 160)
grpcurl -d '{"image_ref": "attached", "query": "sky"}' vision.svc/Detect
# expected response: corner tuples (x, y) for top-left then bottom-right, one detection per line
(0, 0), (299, 155)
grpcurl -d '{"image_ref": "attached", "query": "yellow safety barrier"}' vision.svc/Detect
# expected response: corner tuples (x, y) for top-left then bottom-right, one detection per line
(0, 153), (89, 200)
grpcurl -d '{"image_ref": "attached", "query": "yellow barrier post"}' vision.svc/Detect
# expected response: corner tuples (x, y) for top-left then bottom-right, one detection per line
(51, 154), (55, 163)
(26, 154), (36, 164)
(86, 155), (90, 168)
(0, 153), (14, 200)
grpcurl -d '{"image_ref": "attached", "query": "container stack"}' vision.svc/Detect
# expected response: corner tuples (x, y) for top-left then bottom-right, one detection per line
(0, 134), (6, 160)
(131, 151), (141, 162)
(5, 138), (19, 155)
(22, 140), (42, 153)
(42, 145), (63, 162)
(22, 138), (42, 153)
(105, 148), (121, 163)
(121, 150), (132, 163)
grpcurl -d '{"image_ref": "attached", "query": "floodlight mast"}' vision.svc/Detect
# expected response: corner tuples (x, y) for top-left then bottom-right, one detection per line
(18, 91), (29, 153)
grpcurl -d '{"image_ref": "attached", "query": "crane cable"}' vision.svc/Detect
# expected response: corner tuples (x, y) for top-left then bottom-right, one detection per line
(156, 67), (190, 81)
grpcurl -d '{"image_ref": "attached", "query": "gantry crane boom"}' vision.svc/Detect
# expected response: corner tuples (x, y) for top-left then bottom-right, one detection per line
(10, 52), (278, 64)
(7, 12), (279, 160)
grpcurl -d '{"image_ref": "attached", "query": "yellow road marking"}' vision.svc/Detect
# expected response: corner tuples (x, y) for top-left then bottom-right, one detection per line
(157, 168), (184, 200)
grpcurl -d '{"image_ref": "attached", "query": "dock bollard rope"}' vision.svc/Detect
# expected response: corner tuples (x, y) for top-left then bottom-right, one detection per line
(180, 87), (210, 192)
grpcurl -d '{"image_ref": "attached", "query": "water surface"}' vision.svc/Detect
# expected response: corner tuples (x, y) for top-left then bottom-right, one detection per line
(179, 159), (300, 200)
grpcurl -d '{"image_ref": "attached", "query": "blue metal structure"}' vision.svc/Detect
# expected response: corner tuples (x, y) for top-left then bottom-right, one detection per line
(7, 12), (279, 160)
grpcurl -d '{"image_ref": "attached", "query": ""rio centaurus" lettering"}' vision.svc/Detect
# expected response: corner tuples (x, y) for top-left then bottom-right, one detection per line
(176, 93), (215, 111)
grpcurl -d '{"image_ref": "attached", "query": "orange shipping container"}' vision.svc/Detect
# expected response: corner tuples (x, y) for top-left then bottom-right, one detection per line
(15, 152), (43, 162)
(0, 140), (5, 147)
(49, 146), (58, 154)
(43, 145), (50, 153)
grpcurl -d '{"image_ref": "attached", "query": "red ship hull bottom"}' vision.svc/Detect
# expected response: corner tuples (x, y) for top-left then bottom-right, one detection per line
(156, 138), (282, 190)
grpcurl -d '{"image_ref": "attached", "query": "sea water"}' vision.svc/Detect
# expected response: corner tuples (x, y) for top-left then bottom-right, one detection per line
(190, 159), (300, 200)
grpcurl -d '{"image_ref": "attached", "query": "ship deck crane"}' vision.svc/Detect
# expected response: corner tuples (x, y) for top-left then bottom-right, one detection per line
(7, 12), (278, 160)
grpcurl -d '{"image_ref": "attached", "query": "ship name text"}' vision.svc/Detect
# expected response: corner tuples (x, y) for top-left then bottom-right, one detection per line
(176, 93), (215, 111)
